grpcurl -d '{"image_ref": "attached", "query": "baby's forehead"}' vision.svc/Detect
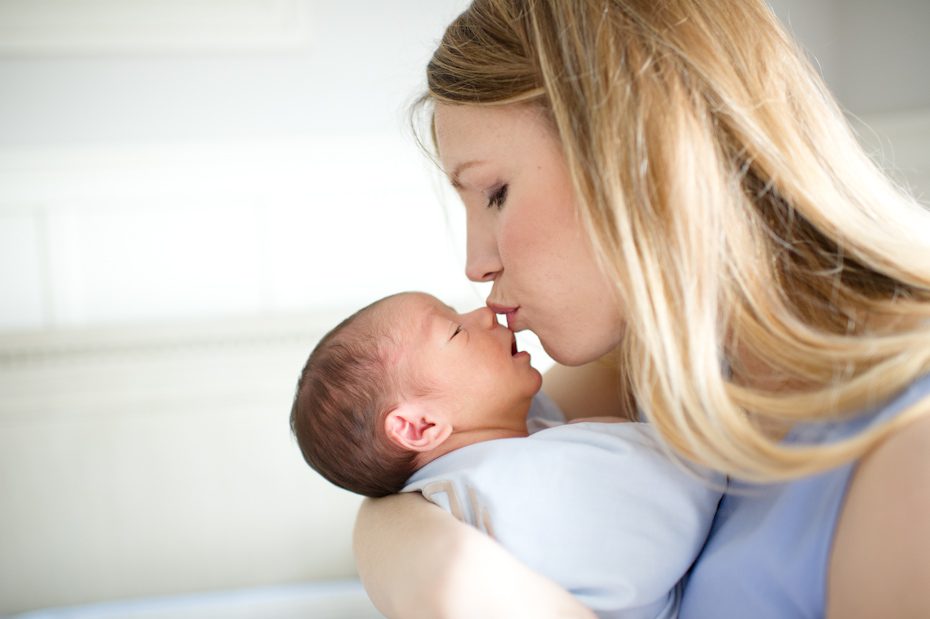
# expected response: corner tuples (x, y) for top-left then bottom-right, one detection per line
(349, 294), (436, 379)
(367, 292), (442, 348)
(372, 292), (436, 334)
(373, 292), (439, 323)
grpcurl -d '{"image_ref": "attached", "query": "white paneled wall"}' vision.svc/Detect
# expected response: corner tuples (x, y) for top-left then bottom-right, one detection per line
(0, 208), (46, 329)
(0, 0), (313, 54)
(0, 312), (364, 613)
(0, 136), (476, 330)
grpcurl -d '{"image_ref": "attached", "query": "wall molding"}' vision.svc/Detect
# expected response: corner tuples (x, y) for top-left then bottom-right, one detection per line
(0, 135), (408, 208)
(0, 310), (342, 367)
(0, 134), (469, 331)
(0, 0), (313, 55)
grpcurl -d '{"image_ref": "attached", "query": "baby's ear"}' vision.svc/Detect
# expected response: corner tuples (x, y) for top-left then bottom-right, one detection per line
(384, 403), (452, 453)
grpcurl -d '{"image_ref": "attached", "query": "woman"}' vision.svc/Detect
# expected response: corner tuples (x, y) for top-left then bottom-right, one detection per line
(354, 1), (930, 617)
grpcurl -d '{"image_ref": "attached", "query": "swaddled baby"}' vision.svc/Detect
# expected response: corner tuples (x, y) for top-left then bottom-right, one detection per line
(290, 291), (721, 618)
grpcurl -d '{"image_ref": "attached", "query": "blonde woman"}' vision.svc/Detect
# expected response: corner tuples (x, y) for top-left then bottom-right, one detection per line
(354, 1), (930, 617)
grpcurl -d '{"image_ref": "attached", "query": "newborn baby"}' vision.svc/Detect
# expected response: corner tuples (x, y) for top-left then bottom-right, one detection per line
(290, 291), (721, 618)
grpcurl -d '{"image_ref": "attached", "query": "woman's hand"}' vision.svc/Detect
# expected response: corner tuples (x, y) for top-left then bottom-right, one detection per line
(353, 493), (595, 619)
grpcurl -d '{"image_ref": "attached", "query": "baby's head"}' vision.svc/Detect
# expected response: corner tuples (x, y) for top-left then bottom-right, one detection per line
(290, 291), (542, 497)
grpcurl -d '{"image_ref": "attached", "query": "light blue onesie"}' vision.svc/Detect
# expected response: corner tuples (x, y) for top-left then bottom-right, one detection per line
(403, 393), (723, 619)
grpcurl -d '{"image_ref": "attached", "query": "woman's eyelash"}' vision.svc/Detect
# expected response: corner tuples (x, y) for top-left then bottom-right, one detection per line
(486, 184), (508, 209)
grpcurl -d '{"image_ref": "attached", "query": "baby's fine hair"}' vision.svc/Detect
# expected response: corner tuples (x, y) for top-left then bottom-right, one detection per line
(290, 298), (418, 498)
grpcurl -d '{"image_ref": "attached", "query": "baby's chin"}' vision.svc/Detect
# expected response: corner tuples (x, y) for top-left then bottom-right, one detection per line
(519, 371), (543, 405)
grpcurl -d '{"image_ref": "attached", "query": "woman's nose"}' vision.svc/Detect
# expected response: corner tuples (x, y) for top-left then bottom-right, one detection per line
(464, 215), (501, 282)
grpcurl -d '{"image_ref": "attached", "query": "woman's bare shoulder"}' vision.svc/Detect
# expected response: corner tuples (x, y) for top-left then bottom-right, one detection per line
(827, 406), (930, 618)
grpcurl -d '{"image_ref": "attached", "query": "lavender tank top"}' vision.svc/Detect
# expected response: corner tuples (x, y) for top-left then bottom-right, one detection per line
(678, 374), (930, 618)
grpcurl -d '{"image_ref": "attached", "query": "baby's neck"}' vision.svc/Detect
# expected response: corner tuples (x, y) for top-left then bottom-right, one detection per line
(415, 424), (529, 469)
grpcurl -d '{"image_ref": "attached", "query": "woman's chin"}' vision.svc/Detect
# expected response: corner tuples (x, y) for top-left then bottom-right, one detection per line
(542, 337), (620, 367)
(542, 343), (594, 367)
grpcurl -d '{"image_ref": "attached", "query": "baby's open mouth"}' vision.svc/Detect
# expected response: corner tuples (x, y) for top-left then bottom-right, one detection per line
(511, 333), (518, 356)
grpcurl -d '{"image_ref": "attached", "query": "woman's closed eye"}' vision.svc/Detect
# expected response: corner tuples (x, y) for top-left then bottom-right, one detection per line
(486, 184), (508, 209)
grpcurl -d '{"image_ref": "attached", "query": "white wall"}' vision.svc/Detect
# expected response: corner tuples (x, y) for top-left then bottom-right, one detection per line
(769, 0), (930, 115)
(0, 314), (362, 612)
(0, 137), (476, 330)
(767, 0), (930, 200)
(0, 0), (484, 333)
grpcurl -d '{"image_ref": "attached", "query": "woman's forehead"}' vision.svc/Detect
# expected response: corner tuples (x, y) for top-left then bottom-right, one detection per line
(435, 103), (540, 149)
(434, 102), (556, 181)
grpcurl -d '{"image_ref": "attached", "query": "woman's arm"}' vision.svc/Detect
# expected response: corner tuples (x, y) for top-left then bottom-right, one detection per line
(353, 493), (595, 619)
(827, 410), (930, 618)
(543, 353), (636, 422)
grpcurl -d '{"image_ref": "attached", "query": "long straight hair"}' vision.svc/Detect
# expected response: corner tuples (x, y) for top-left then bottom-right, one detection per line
(417, 0), (930, 480)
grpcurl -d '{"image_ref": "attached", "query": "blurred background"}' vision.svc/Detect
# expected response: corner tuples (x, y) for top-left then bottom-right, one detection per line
(0, 1), (927, 617)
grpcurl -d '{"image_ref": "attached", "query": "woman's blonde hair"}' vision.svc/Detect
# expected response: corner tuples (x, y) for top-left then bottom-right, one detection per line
(417, 0), (930, 481)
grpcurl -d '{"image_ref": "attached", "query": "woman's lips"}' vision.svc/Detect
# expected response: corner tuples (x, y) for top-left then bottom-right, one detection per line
(487, 303), (519, 330)
(494, 308), (531, 361)
(509, 329), (531, 361)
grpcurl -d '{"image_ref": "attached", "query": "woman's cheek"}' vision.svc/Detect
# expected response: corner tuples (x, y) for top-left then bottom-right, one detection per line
(499, 209), (556, 275)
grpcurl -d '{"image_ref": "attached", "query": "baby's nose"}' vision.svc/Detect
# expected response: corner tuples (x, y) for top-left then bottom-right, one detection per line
(463, 307), (497, 329)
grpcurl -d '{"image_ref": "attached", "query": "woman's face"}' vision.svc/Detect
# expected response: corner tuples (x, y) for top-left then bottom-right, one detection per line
(433, 103), (624, 366)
